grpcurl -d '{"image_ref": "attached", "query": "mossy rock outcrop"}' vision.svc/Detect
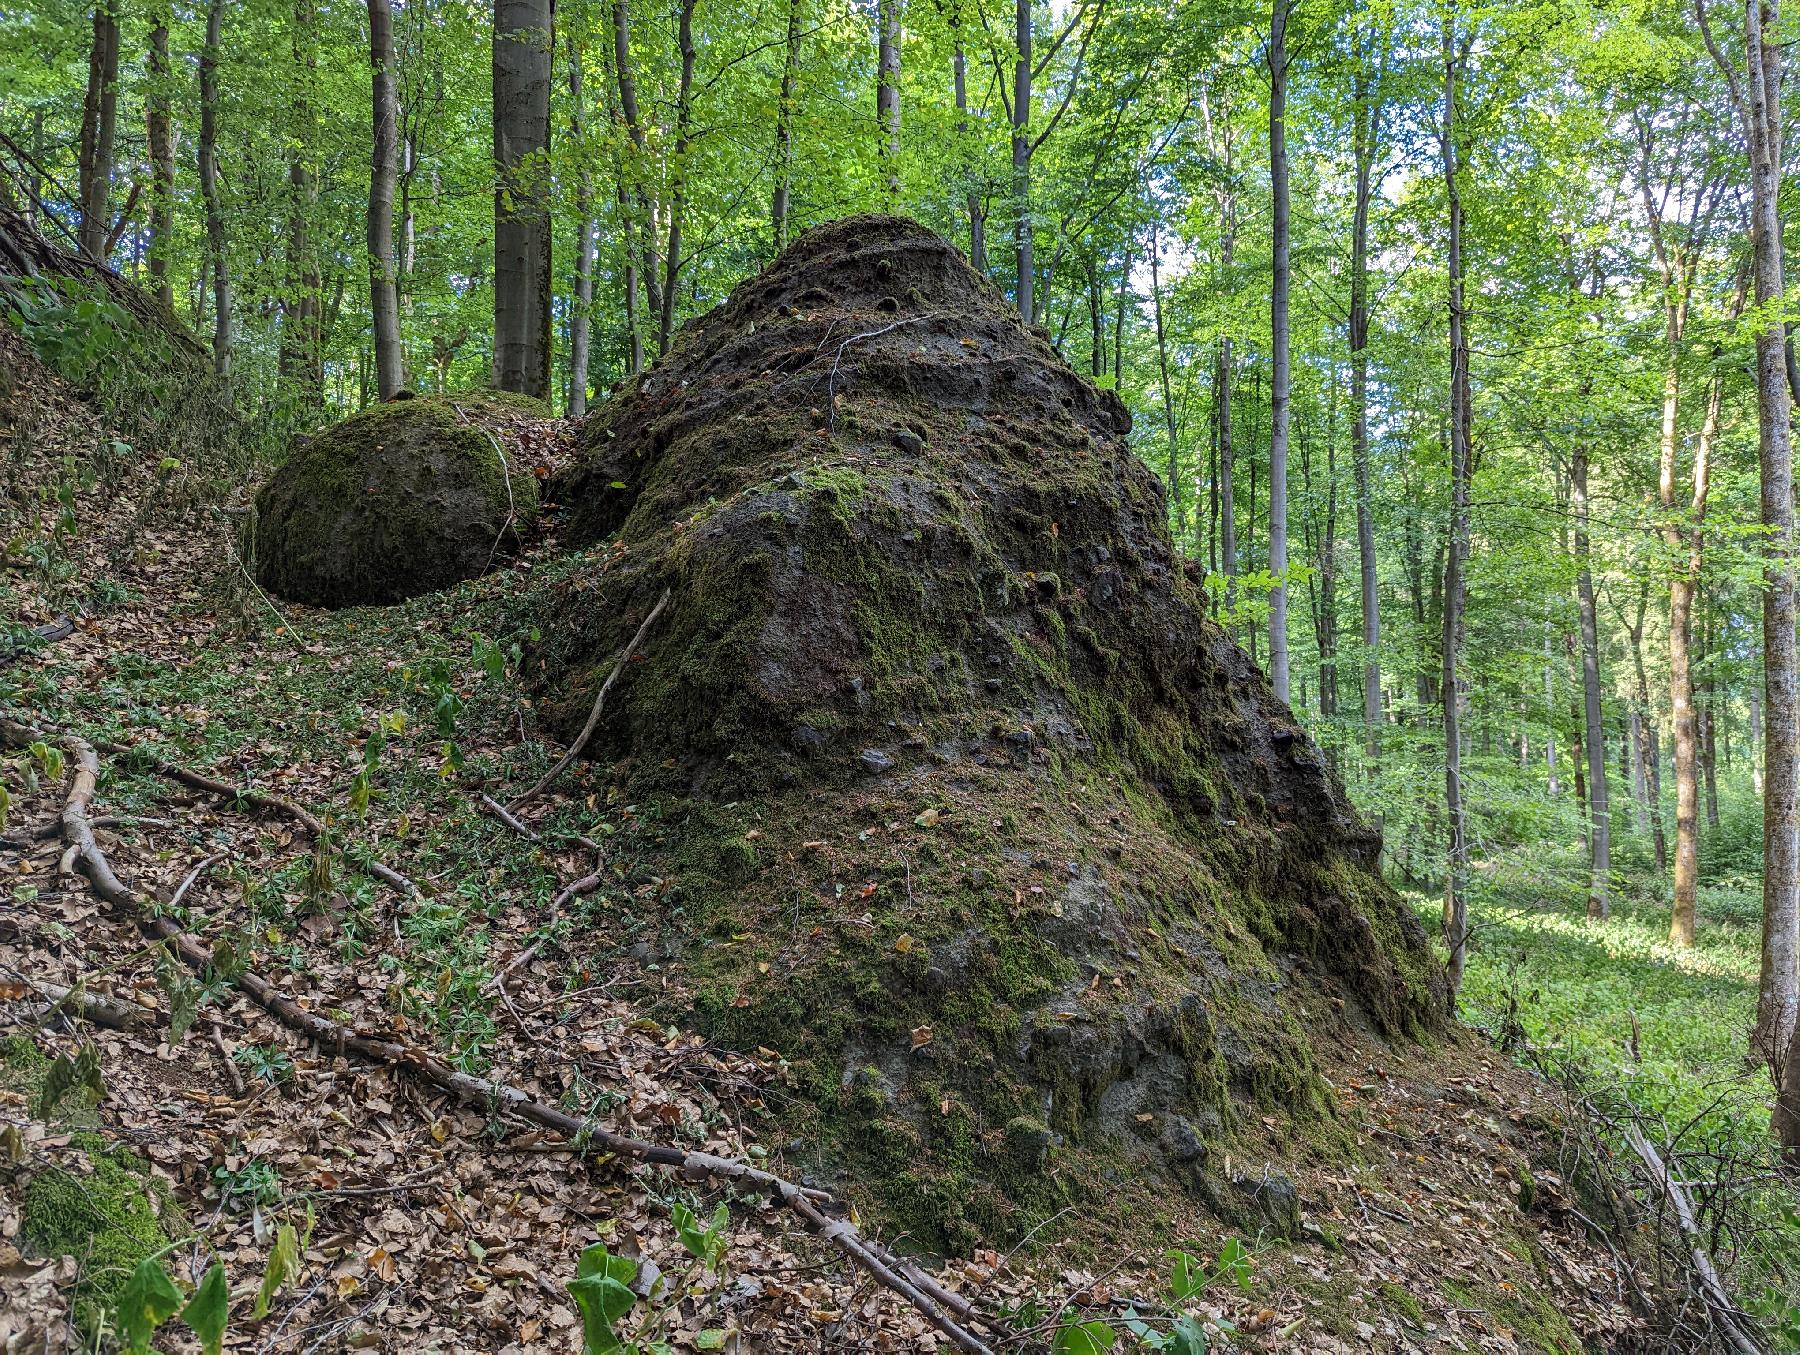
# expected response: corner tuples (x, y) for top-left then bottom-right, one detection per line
(253, 392), (540, 607)
(527, 216), (1447, 1250)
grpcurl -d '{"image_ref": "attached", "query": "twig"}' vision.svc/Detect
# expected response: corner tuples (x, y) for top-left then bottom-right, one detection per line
(509, 589), (670, 809)
(168, 851), (226, 911)
(825, 314), (940, 437)
(1622, 1124), (1764, 1355)
(211, 1018), (245, 1094)
(484, 863), (605, 992)
(7, 718), (1003, 1355)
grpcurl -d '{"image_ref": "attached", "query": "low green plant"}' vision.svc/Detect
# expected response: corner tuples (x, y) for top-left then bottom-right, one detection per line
(569, 1203), (733, 1354)
(1049, 1240), (1254, 1354)
(232, 1043), (296, 1086)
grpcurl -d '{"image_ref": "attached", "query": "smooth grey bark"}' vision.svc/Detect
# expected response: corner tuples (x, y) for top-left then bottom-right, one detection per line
(199, 0), (233, 376)
(369, 0), (404, 400)
(1439, 10), (1471, 998)
(612, 0), (661, 344)
(950, 4), (984, 271)
(1149, 224), (1184, 543)
(1012, 0), (1032, 320)
(1266, 0), (1292, 702)
(771, 0), (801, 248)
(78, 2), (120, 261)
(1573, 441), (1611, 919)
(281, 0), (323, 401)
(657, 0), (696, 357)
(877, 0), (902, 201)
(147, 16), (175, 308)
(493, 0), (553, 399)
(1350, 40), (1384, 758)
(568, 42), (596, 415)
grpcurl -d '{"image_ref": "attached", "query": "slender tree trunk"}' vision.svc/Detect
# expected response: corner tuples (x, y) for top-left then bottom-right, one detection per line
(78, 2), (120, 261)
(146, 17), (175, 308)
(1439, 11), (1471, 998)
(1266, 0), (1292, 703)
(568, 42), (597, 415)
(1150, 225), (1185, 543)
(1670, 360), (1725, 943)
(772, 0), (801, 249)
(951, 5), (984, 272)
(1629, 707), (1650, 834)
(1573, 442), (1611, 918)
(281, 0), (323, 402)
(493, 0), (553, 399)
(877, 0), (902, 202)
(1544, 629), (1560, 794)
(1350, 55), (1382, 760)
(1731, 0), (1800, 1079)
(1012, 0), (1032, 321)
(199, 0), (233, 377)
(612, 0), (662, 335)
(658, 0), (696, 357)
(368, 0), (404, 400)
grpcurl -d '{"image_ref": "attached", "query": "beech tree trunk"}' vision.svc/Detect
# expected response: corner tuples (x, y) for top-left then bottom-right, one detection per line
(568, 42), (596, 415)
(877, 0), (902, 203)
(146, 16), (175, 308)
(1267, 0), (1292, 703)
(612, 0), (661, 350)
(78, 2), (120, 262)
(1573, 442), (1611, 919)
(1011, 0), (1032, 321)
(951, 5), (984, 272)
(493, 0), (553, 400)
(771, 0), (801, 249)
(1440, 12), (1471, 999)
(369, 0), (405, 400)
(1149, 225), (1184, 542)
(1350, 52), (1382, 760)
(199, 0), (233, 376)
(282, 0), (323, 402)
(657, 0), (696, 357)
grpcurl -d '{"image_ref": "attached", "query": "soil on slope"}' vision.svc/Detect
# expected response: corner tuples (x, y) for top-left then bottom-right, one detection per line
(530, 215), (1448, 1251)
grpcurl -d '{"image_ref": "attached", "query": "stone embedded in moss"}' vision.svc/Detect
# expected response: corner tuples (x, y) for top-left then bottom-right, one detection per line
(252, 392), (541, 607)
(22, 1133), (177, 1333)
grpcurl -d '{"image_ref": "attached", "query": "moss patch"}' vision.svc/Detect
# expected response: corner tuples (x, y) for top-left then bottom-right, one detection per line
(22, 1132), (179, 1332)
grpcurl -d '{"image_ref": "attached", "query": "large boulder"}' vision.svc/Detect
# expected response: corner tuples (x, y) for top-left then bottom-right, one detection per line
(252, 392), (541, 607)
(525, 216), (1445, 1249)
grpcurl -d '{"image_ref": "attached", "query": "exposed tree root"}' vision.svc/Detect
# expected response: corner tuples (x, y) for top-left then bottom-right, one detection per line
(510, 587), (670, 809)
(1, 716), (1003, 1355)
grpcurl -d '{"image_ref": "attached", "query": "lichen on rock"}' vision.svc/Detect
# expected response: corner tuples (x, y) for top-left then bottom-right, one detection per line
(523, 215), (1447, 1250)
(252, 391), (540, 607)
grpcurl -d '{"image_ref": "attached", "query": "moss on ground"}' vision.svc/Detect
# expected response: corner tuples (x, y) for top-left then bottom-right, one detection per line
(22, 1133), (179, 1334)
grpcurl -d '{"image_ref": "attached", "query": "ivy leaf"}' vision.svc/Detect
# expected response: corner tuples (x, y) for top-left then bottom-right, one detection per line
(115, 1257), (182, 1353)
(252, 1223), (300, 1319)
(181, 1261), (230, 1355)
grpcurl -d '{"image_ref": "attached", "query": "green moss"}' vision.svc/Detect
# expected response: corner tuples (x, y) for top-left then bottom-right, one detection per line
(0, 1034), (49, 1100)
(23, 1133), (179, 1333)
(1378, 1281), (1426, 1328)
(1442, 1277), (1583, 1353)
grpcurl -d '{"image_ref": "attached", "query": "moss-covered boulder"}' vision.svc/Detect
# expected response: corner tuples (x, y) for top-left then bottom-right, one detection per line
(252, 392), (542, 607)
(527, 216), (1446, 1250)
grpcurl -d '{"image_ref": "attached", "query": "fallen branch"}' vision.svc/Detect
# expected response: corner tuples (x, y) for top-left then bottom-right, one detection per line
(484, 861), (605, 992)
(9, 719), (1001, 1355)
(22, 978), (154, 1031)
(64, 727), (419, 900)
(0, 615), (73, 667)
(1622, 1124), (1764, 1355)
(510, 589), (670, 810)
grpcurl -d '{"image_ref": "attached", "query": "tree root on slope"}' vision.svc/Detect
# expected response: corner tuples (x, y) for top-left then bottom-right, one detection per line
(0, 715), (1004, 1355)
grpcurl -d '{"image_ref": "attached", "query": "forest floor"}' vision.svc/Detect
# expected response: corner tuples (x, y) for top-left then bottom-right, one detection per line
(0, 326), (1774, 1353)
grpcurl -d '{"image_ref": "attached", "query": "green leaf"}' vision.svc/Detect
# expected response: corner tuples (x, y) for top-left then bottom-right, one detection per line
(115, 1257), (182, 1353)
(568, 1242), (638, 1354)
(694, 1331), (727, 1350)
(0, 783), (10, 830)
(1051, 1319), (1116, 1355)
(1167, 1248), (1206, 1301)
(181, 1261), (230, 1355)
(1167, 1313), (1210, 1355)
(36, 1042), (105, 1117)
(252, 1223), (300, 1319)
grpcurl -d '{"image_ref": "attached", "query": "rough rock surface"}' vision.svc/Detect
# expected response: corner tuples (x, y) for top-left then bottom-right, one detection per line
(253, 393), (540, 607)
(530, 216), (1446, 1249)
